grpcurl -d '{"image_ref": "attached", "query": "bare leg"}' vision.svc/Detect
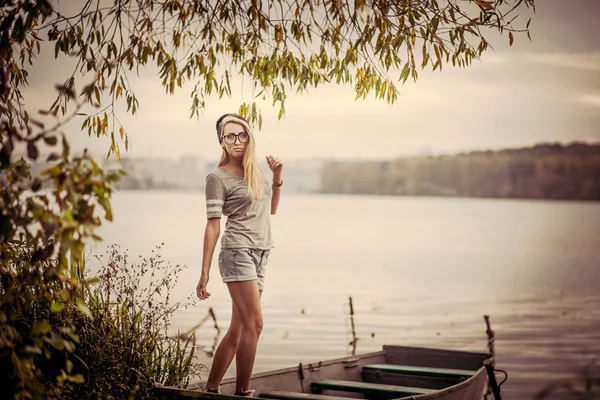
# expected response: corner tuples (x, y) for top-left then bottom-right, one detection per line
(228, 280), (263, 393)
(205, 287), (263, 391)
(205, 303), (242, 390)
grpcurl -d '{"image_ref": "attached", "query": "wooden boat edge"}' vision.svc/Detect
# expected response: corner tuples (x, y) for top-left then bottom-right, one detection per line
(383, 344), (492, 360)
(187, 350), (388, 389)
(154, 346), (492, 399)
(401, 365), (488, 399)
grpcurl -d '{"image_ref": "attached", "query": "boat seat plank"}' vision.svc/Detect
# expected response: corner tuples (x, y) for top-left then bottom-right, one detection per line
(363, 364), (476, 379)
(260, 391), (355, 400)
(311, 379), (435, 397)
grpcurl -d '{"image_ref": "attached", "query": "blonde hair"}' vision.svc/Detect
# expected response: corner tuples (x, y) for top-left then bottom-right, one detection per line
(217, 116), (266, 200)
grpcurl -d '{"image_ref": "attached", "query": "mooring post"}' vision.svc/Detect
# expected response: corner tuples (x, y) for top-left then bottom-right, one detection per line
(349, 296), (357, 355)
(483, 315), (502, 400)
(484, 314), (495, 358)
(484, 359), (502, 400)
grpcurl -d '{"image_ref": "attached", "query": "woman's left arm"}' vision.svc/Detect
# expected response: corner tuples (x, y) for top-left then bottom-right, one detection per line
(267, 155), (283, 215)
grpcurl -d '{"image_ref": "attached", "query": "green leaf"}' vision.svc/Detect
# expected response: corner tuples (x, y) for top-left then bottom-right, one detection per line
(45, 332), (65, 351)
(47, 152), (60, 162)
(85, 277), (101, 285)
(66, 360), (74, 373)
(43, 136), (58, 146)
(62, 134), (70, 158)
(63, 340), (76, 352)
(32, 321), (52, 335)
(76, 299), (93, 318)
(432, 17), (439, 34)
(27, 142), (39, 160)
(50, 302), (64, 313)
(400, 63), (410, 83)
(68, 374), (85, 383)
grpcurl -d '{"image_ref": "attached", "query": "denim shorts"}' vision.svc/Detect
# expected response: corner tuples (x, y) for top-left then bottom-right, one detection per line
(218, 248), (270, 291)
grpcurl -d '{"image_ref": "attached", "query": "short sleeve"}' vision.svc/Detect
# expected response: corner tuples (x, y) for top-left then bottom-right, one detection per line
(205, 173), (226, 219)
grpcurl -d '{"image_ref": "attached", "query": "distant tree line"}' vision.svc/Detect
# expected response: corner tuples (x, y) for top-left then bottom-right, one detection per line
(319, 143), (600, 201)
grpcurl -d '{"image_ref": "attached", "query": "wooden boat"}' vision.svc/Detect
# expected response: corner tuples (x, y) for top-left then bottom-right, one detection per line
(153, 345), (497, 400)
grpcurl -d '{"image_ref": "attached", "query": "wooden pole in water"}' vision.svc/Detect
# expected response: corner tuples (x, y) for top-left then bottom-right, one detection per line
(349, 296), (357, 355)
(484, 315), (495, 358)
(484, 359), (503, 400)
(483, 315), (502, 400)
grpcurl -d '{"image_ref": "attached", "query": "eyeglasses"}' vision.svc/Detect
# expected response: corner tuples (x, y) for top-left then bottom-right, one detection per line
(222, 132), (250, 144)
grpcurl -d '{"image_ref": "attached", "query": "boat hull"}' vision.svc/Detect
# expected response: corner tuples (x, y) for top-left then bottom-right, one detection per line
(154, 345), (492, 400)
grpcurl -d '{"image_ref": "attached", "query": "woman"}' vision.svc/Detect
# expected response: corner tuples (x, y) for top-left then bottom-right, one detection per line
(196, 113), (283, 397)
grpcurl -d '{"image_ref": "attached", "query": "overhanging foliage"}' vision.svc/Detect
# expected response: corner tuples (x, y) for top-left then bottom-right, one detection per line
(5, 0), (535, 157)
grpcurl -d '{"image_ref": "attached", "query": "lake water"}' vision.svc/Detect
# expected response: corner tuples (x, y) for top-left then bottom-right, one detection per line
(93, 192), (600, 400)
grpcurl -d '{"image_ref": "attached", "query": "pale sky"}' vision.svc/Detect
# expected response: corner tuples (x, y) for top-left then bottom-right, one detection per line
(23, 0), (600, 162)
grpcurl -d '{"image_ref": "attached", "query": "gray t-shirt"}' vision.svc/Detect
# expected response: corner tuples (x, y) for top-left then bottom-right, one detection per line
(205, 168), (274, 250)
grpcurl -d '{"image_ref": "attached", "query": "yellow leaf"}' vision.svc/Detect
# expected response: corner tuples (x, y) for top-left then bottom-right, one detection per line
(379, 81), (387, 98)
(474, 0), (494, 10)
(76, 300), (92, 318)
(509, 32), (514, 46)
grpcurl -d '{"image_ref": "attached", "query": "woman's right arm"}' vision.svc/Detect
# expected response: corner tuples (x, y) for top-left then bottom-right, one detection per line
(196, 218), (220, 300)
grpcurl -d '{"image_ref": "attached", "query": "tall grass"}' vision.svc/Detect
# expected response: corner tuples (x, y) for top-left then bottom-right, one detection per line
(59, 244), (201, 399)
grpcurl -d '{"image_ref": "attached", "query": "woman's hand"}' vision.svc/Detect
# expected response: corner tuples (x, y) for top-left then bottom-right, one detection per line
(196, 274), (211, 300)
(266, 155), (283, 178)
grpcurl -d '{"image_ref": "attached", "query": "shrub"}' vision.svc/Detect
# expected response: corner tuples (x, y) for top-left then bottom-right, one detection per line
(0, 146), (121, 399)
(59, 244), (201, 399)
